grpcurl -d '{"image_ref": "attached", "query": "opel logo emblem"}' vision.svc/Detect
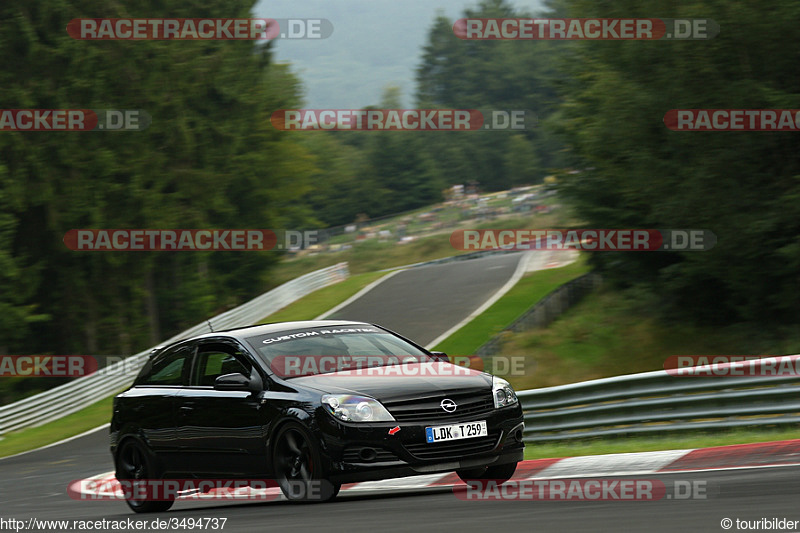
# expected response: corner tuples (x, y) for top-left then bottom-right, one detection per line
(440, 398), (457, 413)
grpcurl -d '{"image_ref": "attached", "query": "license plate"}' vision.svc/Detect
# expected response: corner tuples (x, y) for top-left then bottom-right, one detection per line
(425, 420), (487, 443)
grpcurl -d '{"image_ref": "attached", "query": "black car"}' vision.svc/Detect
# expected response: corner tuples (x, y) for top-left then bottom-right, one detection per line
(110, 320), (524, 512)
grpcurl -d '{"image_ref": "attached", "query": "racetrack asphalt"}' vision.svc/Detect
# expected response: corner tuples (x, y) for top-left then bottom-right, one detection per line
(325, 252), (526, 346)
(3, 432), (800, 533)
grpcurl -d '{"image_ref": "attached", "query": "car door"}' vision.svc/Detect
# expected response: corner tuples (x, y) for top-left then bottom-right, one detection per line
(174, 339), (267, 476)
(125, 343), (194, 468)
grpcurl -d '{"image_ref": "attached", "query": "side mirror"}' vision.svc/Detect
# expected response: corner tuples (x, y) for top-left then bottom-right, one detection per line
(214, 372), (255, 392)
(429, 351), (450, 363)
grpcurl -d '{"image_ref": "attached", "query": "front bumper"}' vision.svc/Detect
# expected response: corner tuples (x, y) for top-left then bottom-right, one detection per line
(316, 404), (525, 484)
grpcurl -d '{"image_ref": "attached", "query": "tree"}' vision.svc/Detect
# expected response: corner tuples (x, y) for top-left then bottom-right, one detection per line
(555, 0), (800, 323)
(415, 0), (564, 190)
(0, 0), (316, 357)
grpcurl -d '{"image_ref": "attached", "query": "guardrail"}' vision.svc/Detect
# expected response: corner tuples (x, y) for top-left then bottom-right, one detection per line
(518, 355), (800, 442)
(0, 262), (349, 436)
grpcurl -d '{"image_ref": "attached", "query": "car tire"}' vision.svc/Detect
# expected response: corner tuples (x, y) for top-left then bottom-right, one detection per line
(456, 461), (518, 486)
(116, 439), (175, 513)
(272, 422), (339, 502)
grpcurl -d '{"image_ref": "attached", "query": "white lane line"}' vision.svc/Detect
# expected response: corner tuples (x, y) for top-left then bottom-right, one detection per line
(425, 253), (531, 349)
(315, 270), (402, 320)
(534, 449), (694, 479)
(344, 473), (449, 492)
(526, 249), (578, 273)
(0, 423), (110, 461)
(654, 463), (800, 474)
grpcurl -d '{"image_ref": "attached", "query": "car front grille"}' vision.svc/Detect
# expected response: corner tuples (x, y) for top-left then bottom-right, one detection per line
(384, 392), (494, 423)
(404, 432), (500, 460)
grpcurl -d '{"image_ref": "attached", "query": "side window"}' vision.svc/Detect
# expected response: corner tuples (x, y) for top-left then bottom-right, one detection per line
(139, 346), (192, 386)
(193, 344), (251, 387)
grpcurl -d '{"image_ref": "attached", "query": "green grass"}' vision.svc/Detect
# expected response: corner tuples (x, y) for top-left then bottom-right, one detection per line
(523, 426), (800, 460)
(257, 271), (389, 323)
(475, 273), (800, 460)
(433, 257), (590, 356)
(0, 393), (117, 458)
(496, 279), (800, 461)
(501, 285), (800, 392)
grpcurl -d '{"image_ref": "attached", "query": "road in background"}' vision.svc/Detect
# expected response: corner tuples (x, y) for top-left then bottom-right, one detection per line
(326, 252), (525, 346)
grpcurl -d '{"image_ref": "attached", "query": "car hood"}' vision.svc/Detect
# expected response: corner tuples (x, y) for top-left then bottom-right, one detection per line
(287, 362), (492, 402)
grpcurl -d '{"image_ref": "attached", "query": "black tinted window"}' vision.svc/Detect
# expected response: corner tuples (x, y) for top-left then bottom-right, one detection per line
(193, 345), (251, 387)
(139, 346), (192, 386)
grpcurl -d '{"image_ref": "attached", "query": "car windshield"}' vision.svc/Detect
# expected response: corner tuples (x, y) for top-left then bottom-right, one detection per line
(246, 327), (432, 378)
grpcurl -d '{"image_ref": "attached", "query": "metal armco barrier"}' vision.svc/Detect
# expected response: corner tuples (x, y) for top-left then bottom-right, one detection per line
(0, 262), (349, 436)
(519, 356), (800, 442)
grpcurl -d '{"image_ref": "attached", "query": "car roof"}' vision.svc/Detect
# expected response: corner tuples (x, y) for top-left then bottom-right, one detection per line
(149, 320), (381, 356)
(196, 320), (376, 342)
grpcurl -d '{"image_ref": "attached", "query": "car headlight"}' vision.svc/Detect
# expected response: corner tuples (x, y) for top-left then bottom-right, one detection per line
(321, 394), (395, 422)
(492, 376), (518, 408)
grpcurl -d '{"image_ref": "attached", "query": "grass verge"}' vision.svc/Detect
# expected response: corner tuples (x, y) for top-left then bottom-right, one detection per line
(502, 286), (800, 392)
(257, 271), (389, 324)
(432, 256), (590, 356)
(497, 281), (800, 458)
(0, 393), (118, 458)
(523, 426), (800, 460)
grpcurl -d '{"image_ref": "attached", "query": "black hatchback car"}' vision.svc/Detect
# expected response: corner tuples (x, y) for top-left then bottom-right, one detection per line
(110, 320), (524, 512)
